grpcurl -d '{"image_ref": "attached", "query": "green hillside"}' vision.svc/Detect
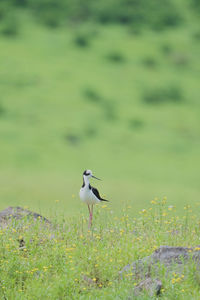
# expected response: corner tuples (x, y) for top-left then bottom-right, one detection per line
(0, 1), (200, 217)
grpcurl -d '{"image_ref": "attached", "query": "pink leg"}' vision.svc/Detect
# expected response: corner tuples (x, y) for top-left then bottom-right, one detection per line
(88, 205), (92, 229)
(88, 204), (91, 214)
(91, 204), (94, 218)
(90, 204), (94, 228)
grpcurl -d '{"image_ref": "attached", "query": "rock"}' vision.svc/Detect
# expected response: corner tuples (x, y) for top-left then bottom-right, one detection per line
(133, 278), (162, 297)
(0, 206), (51, 228)
(120, 246), (200, 296)
(152, 246), (194, 265)
(120, 246), (200, 280)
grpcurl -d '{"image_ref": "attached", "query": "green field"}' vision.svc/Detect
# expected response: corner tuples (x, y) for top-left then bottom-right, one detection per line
(1, 13), (200, 217)
(1, 1), (200, 299)
(1, 200), (200, 299)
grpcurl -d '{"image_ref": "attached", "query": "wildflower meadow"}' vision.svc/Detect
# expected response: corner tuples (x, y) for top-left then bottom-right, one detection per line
(1, 198), (200, 299)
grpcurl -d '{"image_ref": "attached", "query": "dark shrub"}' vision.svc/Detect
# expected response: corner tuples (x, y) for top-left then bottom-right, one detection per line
(92, 0), (182, 29)
(143, 85), (183, 104)
(165, 86), (183, 102)
(106, 52), (126, 63)
(74, 34), (90, 47)
(1, 0), (183, 30)
(83, 88), (102, 103)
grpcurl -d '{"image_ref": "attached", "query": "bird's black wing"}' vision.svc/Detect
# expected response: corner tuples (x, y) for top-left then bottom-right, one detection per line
(91, 187), (108, 202)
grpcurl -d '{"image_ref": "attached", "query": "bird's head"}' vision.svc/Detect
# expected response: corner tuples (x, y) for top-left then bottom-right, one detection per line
(83, 170), (101, 180)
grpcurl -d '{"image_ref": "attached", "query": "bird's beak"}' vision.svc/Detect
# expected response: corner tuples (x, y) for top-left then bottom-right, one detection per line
(92, 175), (101, 180)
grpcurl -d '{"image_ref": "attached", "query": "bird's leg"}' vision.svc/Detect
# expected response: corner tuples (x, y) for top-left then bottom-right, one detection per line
(91, 204), (93, 215)
(88, 205), (92, 229)
(90, 204), (94, 228)
(87, 204), (91, 215)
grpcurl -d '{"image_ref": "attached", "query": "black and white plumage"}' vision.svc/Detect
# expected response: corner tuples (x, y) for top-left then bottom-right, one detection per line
(79, 169), (108, 228)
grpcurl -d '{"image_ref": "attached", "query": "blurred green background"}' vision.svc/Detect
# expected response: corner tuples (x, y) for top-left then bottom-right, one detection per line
(0, 0), (200, 217)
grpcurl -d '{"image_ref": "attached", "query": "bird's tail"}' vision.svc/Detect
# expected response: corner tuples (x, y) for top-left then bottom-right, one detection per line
(101, 199), (109, 202)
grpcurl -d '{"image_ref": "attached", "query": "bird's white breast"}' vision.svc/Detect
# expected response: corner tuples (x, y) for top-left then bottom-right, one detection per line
(79, 187), (100, 204)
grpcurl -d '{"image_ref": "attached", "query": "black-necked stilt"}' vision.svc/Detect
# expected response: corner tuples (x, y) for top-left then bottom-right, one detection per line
(79, 169), (108, 229)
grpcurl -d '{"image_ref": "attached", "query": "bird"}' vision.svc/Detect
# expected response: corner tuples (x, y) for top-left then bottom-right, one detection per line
(79, 169), (108, 229)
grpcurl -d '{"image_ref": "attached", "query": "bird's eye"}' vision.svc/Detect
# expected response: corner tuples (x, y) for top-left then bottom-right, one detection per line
(83, 170), (90, 176)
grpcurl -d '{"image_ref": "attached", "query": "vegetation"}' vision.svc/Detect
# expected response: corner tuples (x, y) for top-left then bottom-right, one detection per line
(0, 0), (199, 34)
(0, 0), (200, 298)
(0, 0), (184, 30)
(0, 16), (200, 216)
(143, 85), (183, 104)
(1, 199), (200, 299)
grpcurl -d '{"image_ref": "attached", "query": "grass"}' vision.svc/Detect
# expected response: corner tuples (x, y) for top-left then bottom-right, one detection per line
(0, 16), (200, 216)
(0, 6), (200, 299)
(1, 198), (200, 299)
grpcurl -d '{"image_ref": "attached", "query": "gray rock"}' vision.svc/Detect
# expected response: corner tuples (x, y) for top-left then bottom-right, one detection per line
(133, 278), (162, 297)
(0, 206), (51, 228)
(120, 246), (200, 280)
(120, 246), (200, 297)
(0, 207), (54, 250)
